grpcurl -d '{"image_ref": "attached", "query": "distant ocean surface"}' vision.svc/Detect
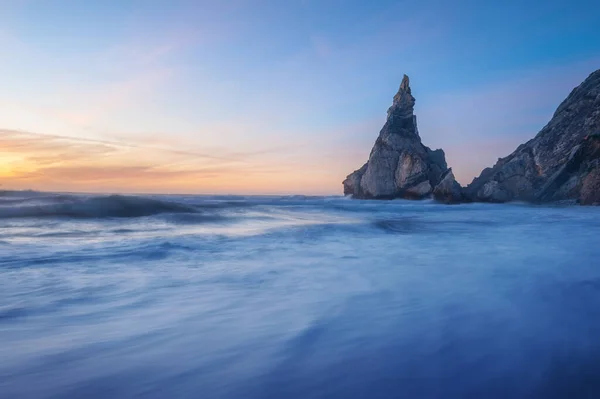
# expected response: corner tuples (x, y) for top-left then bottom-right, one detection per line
(2, 191), (600, 399)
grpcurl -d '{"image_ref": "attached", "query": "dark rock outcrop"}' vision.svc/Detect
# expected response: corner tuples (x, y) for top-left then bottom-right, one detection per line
(343, 75), (454, 200)
(466, 69), (600, 204)
(433, 169), (464, 204)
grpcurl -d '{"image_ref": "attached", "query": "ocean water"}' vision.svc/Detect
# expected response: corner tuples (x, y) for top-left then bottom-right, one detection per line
(2, 191), (600, 399)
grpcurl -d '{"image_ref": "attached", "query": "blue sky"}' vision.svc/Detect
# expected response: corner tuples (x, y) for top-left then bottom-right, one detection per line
(1, 0), (599, 193)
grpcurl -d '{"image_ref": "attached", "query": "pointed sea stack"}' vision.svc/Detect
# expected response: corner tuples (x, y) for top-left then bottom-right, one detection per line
(343, 75), (459, 201)
(465, 69), (600, 205)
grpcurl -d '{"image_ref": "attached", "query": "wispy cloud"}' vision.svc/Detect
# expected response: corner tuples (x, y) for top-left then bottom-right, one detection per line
(0, 129), (331, 194)
(0, 130), (240, 161)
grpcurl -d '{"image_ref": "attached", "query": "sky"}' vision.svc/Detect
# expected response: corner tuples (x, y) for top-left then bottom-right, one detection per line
(0, 0), (599, 195)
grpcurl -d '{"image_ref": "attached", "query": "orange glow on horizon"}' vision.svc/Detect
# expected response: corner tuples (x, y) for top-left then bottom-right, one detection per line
(0, 130), (345, 195)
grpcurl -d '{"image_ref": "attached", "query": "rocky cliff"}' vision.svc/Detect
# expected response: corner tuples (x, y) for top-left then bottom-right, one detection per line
(343, 75), (460, 201)
(465, 69), (600, 204)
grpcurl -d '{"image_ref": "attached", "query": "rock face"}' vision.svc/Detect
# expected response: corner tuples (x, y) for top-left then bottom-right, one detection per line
(433, 169), (464, 204)
(466, 69), (600, 204)
(343, 75), (456, 200)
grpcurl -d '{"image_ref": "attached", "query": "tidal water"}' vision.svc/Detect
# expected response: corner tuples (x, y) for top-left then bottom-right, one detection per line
(2, 191), (600, 398)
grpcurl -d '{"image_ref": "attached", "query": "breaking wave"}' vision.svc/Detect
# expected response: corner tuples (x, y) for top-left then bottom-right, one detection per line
(0, 194), (199, 218)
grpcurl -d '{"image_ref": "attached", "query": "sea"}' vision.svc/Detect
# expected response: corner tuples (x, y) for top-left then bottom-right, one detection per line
(1, 190), (600, 398)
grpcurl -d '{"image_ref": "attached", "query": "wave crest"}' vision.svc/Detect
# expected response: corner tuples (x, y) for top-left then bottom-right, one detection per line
(0, 194), (198, 219)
